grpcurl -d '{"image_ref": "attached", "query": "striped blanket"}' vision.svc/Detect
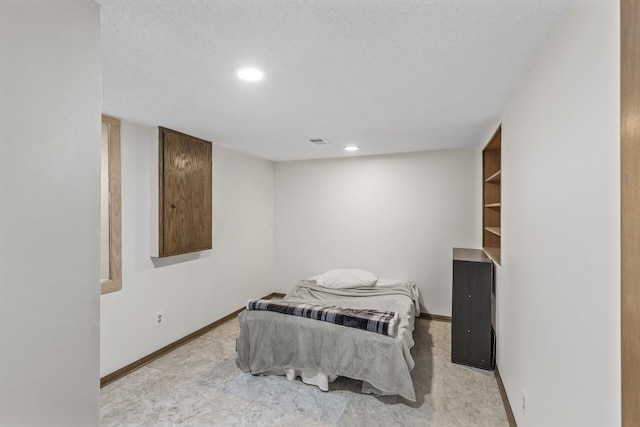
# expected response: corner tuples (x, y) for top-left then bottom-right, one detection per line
(246, 299), (398, 336)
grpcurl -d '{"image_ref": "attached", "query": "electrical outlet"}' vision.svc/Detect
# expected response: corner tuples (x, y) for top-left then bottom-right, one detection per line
(522, 389), (527, 415)
(155, 311), (165, 326)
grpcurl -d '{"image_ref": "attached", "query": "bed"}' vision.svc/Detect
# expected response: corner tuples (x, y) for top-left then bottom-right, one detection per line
(236, 269), (421, 401)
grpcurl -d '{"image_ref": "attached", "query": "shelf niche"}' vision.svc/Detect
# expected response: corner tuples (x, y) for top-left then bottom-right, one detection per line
(482, 126), (501, 264)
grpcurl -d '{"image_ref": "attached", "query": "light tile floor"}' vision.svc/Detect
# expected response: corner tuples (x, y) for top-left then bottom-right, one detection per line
(100, 317), (509, 426)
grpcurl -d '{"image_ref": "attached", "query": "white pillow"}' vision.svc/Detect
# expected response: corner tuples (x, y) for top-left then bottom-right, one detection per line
(309, 268), (378, 289)
(375, 277), (411, 288)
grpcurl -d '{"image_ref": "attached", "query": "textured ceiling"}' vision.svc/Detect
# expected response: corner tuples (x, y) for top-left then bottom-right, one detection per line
(99, 0), (573, 161)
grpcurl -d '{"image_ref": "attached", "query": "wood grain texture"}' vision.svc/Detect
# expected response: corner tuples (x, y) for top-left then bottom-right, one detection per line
(482, 126), (502, 264)
(101, 115), (122, 294)
(483, 247), (500, 265)
(158, 128), (212, 257)
(451, 256), (494, 370)
(621, 0), (640, 424)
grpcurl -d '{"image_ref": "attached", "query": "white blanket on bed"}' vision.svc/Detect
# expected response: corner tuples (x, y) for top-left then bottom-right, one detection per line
(236, 280), (419, 401)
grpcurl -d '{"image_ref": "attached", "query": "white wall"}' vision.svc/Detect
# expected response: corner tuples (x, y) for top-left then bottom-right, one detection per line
(0, 1), (101, 425)
(100, 121), (275, 376)
(274, 149), (481, 316)
(497, 0), (620, 425)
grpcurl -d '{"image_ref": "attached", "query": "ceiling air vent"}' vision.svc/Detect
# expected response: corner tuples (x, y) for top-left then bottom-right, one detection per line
(308, 138), (330, 146)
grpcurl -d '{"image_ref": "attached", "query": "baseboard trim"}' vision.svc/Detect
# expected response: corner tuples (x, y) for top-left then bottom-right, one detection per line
(418, 313), (452, 322)
(495, 366), (517, 427)
(100, 292), (281, 388)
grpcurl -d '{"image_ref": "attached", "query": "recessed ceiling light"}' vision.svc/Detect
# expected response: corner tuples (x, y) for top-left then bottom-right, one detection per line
(236, 67), (264, 82)
(344, 145), (359, 152)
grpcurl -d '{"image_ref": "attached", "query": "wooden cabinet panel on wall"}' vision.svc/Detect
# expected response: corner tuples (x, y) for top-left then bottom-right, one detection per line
(158, 127), (212, 257)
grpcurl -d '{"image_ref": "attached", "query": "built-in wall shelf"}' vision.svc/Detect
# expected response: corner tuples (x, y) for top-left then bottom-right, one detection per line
(482, 126), (501, 265)
(485, 227), (501, 237)
(485, 170), (501, 183)
(483, 247), (501, 264)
